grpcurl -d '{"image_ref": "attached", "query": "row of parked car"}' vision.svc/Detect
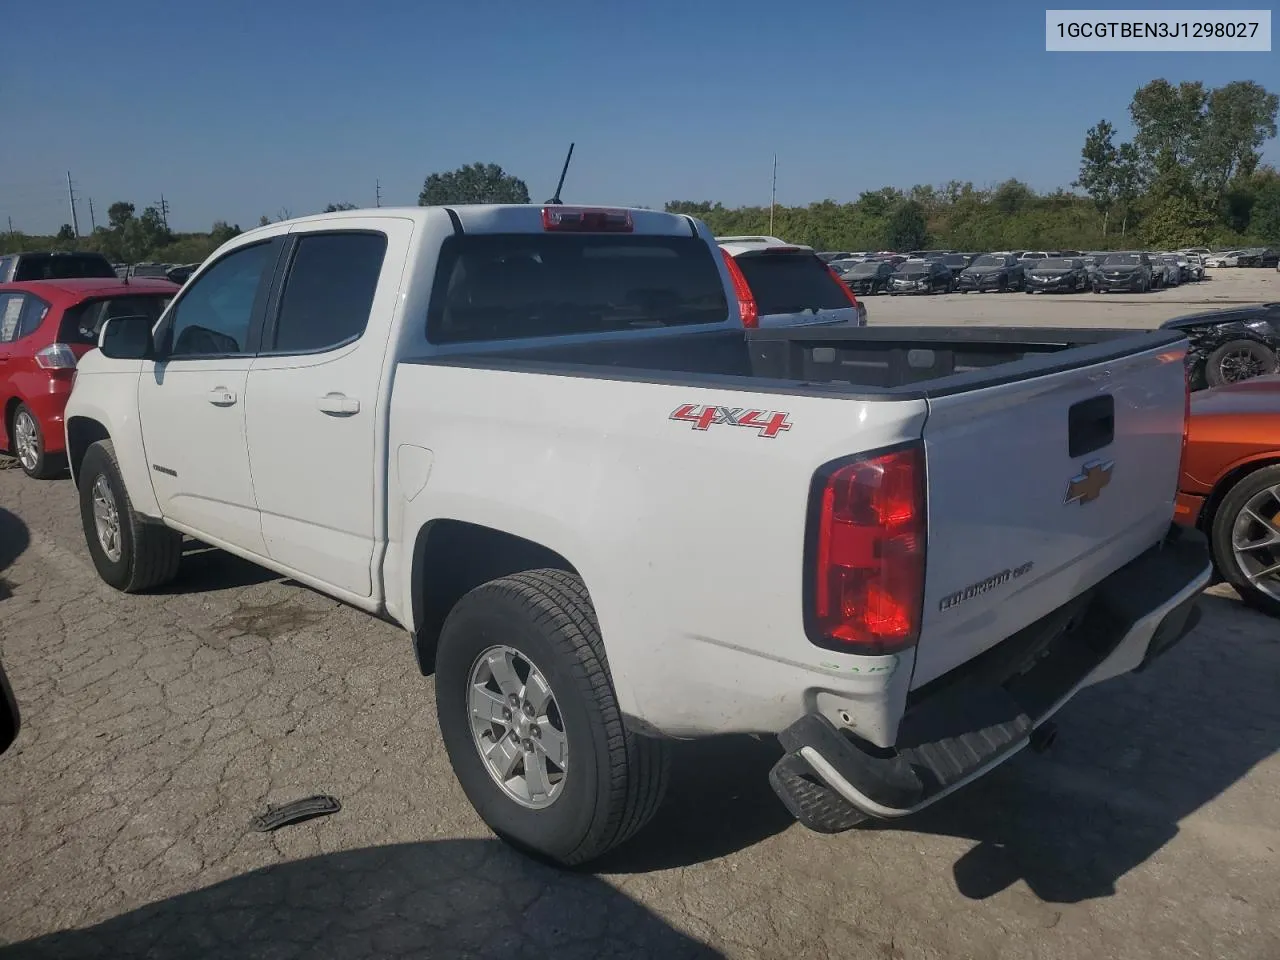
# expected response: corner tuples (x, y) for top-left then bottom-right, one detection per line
(818, 248), (1215, 296)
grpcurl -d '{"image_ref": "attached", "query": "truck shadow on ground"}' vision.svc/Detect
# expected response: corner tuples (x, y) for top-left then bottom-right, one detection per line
(0, 839), (721, 960)
(150, 541), (283, 594)
(596, 735), (793, 873)
(895, 593), (1279, 905)
(0, 506), (30, 601)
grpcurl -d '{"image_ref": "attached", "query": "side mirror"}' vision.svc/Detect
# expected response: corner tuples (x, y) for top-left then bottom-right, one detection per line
(99, 314), (156, 360)
(0, 661), (18, 757)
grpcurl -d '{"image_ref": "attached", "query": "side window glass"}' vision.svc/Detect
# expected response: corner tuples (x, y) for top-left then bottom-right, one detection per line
(273, 232), (387, 354)
(167, 242), (275, 358)
(0, 294), (25, 342)
(17, 297), (49, 339)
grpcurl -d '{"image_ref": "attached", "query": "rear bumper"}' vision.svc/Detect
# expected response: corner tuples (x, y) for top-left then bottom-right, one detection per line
(770, 524), (1211, 827)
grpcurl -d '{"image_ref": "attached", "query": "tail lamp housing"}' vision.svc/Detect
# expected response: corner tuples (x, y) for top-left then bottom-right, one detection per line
(719, 249), (759, 328)
(34, 344), (78, 370)
(804, 444), (926, 655)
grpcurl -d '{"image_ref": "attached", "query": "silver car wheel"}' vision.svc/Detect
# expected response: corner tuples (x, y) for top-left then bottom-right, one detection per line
(1232, 483), (1280, 603)
(91, 474), (123, 563)
(13, 411), (39, 471)
(468, 644), (567, 809)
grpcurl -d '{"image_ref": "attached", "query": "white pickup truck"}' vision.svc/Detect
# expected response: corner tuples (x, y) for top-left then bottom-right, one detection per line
(64, 204), (1211, 865)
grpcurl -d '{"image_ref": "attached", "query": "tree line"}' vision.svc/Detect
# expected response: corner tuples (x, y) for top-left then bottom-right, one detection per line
(3, 78), (1275, 263)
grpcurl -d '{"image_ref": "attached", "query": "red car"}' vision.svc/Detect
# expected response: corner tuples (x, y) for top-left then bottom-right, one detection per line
(1174, 374), (1280, 616)
(1, 278), (178, 478)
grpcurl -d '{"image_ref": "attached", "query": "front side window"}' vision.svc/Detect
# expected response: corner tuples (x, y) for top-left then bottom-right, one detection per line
(272, 232), (387, 353)
(166, 242), (276, 358)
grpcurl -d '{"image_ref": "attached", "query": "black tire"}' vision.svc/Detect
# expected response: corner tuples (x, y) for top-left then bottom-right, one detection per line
(999, 276), (1009, 293)
(78, 439), (182, 592)
(1205, 340), (1278, 388)
(1210, 464), (1280, 618)
(435, 568), (670, 866)
(9, 403), (61, 480)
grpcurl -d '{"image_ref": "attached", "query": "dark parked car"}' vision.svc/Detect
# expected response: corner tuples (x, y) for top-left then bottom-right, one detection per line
(888, 258), (953, 295)
(1092, 252), (1154, 293)
(1160, 302), (1280, 389)
(1238, 248), (1279, 268)
(955, 253), (1025, 293)
(0, 251), (116, 283)
(836, 259), (895, 295)
(938, 253), (970, 279)
(1024, 257), (1090, 293)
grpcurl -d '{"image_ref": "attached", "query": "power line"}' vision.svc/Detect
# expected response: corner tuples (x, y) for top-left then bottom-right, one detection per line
(66, 171), (80, 237)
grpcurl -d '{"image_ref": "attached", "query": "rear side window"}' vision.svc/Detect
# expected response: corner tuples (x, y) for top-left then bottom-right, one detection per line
(427, 234), (729, 344)
(732, 254), (851, 316)
(58, 295), (172, 345)
(0, 294), (49, 342)
(13, 254), (116, 281)
(272, 232), (388, 353)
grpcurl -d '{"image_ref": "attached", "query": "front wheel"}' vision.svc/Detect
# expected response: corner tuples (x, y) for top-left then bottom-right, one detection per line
(78, 440), (182, 592)
(435, 568), (670, 866)
(1205, 339), (1278, 387)
(1211, 465), (1280, 617)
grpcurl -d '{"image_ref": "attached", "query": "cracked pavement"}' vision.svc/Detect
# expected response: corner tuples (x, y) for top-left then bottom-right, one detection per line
(1, 461), (1278, 959)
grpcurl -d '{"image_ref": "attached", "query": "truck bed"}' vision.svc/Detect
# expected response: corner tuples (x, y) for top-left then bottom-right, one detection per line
(417, 325), (1187, 398)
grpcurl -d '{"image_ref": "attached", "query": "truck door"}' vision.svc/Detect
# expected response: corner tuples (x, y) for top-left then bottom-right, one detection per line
(245, 218), (412, 598)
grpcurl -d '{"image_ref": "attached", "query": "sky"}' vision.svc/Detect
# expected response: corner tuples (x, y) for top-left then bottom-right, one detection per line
(2, 0), (1278, 234)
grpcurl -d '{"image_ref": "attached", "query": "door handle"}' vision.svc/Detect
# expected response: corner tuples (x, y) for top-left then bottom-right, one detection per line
(317, 393), (360, 416)
(207, 387), (238, 406)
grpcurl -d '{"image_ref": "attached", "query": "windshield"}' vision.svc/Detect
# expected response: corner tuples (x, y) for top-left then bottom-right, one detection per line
(13, 254), (116, 281)
(895, 262), (929, 275)
(1103, 253), (1142, 266)
(427, 234), (729, 343)
(971, 255), (1008, 268)
(846, 262), (883, 277)
(1037, 258), (1074, 270)
(58, 294), (172, 345)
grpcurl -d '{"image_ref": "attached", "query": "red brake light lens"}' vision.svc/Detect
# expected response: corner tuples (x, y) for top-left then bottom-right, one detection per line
(806, 445), (926, 654)
(720, 249), (759, 329)
(541, 206), (633, 233)
(34, 344), (78, 370)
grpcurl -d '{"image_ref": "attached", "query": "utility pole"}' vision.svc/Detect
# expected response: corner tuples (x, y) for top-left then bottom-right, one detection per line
(66, 171), (80, 237)
(88, 198), (97, 232)
(156, 194), (170, 230)
(769, 154), (777, 236)
(375, 179), (382, 208)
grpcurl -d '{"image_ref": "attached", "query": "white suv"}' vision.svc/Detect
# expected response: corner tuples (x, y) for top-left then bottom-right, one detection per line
(717, 236), (867, 328)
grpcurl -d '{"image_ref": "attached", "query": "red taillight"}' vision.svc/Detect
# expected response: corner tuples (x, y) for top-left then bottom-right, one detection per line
(34, 344), (78, 370)
(826, 264), (861, 309)
(720, 249), (759, 328)
(541, 206), (633, 232)
(806, 445), (926, 654)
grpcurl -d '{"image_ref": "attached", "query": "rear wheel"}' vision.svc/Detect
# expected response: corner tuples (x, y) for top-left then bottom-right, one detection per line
(10, 404), (60, 480)
(435, 568), (670, 866)
(1205, 340), (1278, 387)
(1210, 465), (1280, 617)
(78, 440), (182, 592)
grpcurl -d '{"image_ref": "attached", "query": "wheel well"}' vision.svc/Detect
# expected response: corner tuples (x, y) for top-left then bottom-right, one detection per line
(66, 418), (111, 483)
(2, 397), (21, 449)
(410, 520), (579, 675)
(1199, 457), (1280, 533)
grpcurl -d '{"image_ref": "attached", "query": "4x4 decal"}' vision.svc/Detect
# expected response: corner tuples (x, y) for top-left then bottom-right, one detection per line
(669, 403), (793, 438)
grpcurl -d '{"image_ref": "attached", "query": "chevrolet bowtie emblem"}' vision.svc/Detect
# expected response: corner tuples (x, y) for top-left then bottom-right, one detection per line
(1065, 459), (1114, 505)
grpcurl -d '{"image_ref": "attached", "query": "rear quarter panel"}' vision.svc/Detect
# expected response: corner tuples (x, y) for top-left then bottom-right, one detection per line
(387, 363), (926, 739)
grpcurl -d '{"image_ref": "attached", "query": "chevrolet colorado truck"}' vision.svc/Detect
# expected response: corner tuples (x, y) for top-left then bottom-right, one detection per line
(63, 204), (1211, 865)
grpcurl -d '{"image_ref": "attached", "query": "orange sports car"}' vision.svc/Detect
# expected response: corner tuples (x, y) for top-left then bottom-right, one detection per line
(1174, 374), (1280, 616)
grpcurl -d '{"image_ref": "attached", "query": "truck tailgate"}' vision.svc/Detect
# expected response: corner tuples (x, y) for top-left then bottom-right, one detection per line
(914, 342), (1188, 689)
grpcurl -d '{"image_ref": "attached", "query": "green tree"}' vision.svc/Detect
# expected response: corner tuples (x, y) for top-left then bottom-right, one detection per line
(1130, 79), (1207, 170)
(107, 201), (136, 231)
(883, 201), (928, 250)
(1198, 80), (1280, 198)
(323, 202), (358, 212)
(1075, 120), (1121, 234)
(418, 163), (530, 206)
(53, 224), (76, 250)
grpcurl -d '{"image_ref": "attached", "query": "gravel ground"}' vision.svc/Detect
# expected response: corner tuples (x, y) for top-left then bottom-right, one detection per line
(1, 271), (1278, 959)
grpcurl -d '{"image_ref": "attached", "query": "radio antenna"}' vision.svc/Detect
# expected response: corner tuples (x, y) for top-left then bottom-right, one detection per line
(546, 142), (575, 205)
